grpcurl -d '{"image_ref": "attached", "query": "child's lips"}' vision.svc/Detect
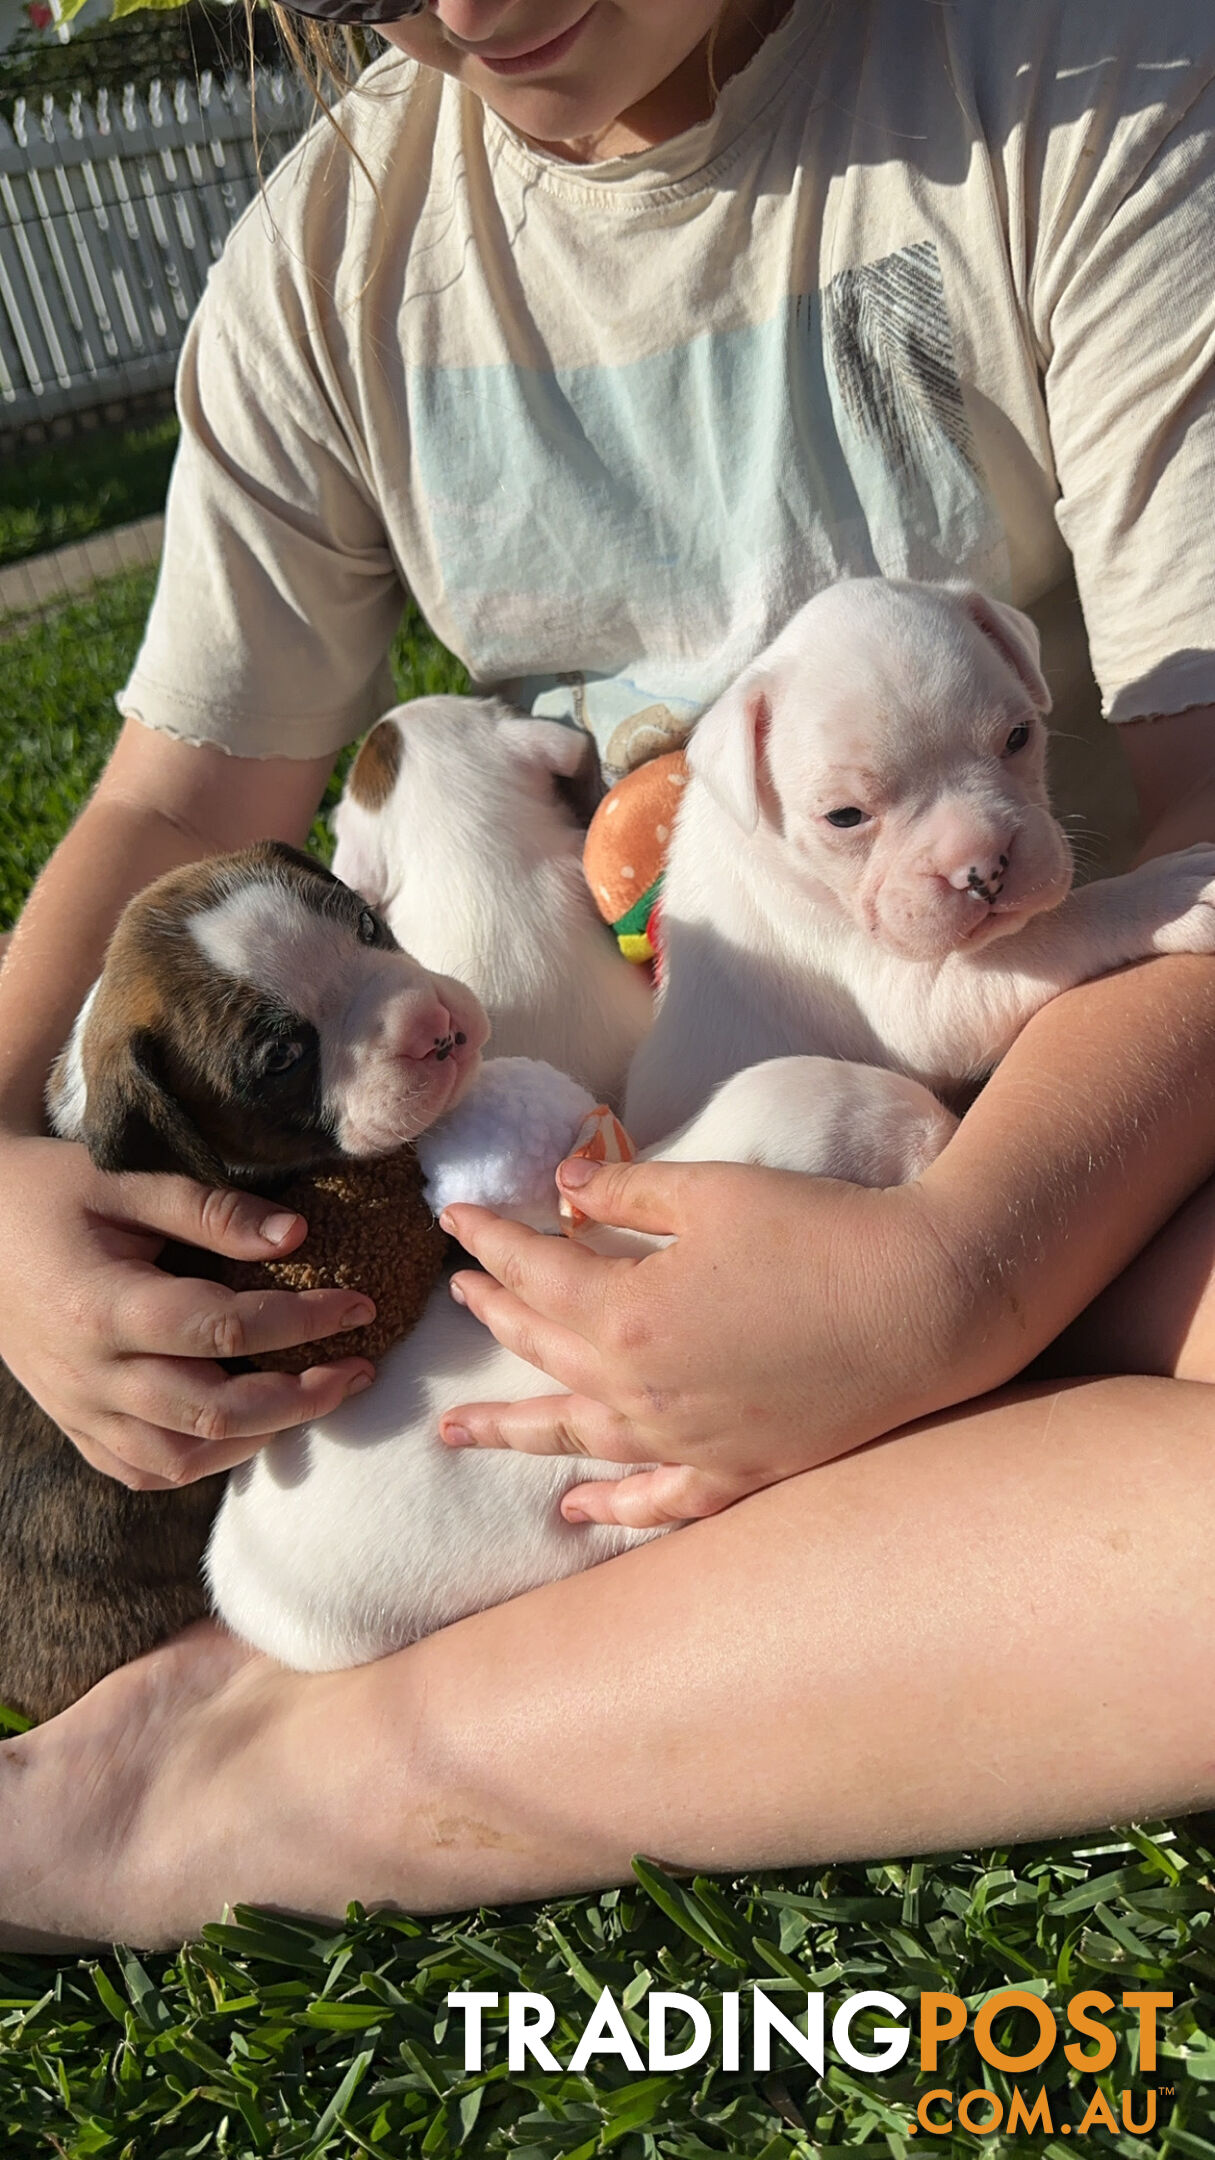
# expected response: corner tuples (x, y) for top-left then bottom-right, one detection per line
(475, 6), (594, 75)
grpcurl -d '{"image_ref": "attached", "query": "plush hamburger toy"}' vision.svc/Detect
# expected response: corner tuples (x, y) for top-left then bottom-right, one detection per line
(583, 748), (689, 972)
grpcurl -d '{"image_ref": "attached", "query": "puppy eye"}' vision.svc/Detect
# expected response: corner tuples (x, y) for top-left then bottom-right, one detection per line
(262, 1038), (307, 1077)
(824, 807), (869, 829)
(1004, 723), (1031, 755)
(357, 907), (380, 945)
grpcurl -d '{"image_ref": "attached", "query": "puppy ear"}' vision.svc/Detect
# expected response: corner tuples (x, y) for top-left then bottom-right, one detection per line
(82, 1029), (230, 1186)
(501, 717), (597, 781)
(954, 588), (1052, 713)
(687, 674), (771, 833)
(344, 718), (403, 816)
(331, 796), (389, 907)
(501, 717), (604, 820)
(249, 839), (337, 886)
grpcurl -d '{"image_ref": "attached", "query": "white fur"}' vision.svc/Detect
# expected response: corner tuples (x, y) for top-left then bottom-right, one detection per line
(625, 578), (1215, 1141)
(206, 1053), (954, 1669)
(45, 981), (98, 1142)
(331, 698), (653, 1107)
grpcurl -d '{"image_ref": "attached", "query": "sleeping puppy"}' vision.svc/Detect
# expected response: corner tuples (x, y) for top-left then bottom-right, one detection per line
(625, 578), (1215, 1142)
(331, 697), (654, 1107)
(205, 1051), (955, 1672)
(3, 841), (487, 1723)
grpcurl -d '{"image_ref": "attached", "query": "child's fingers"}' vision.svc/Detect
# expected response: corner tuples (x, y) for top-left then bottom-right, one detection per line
(440, 1205), (627, 1332)
(106, 1170), (309, 1259)
(83, 1357), (377, 1489)
(440, 1390), (645, 1462)
(446, 1268), (608, 1396)
(560, 1465), (763, 1528)
(554, 1156), (691, 1236)
(110, 1275), (376, 1365)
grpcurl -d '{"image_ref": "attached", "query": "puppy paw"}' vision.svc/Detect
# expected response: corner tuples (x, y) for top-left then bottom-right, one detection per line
(1143, 844), (1215, 955)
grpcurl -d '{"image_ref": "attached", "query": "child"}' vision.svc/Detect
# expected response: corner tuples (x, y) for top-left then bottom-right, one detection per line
(1, 0), (1214, 1950)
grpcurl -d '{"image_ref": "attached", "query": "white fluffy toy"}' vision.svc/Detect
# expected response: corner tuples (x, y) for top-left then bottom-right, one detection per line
(414, 1053), (617, 1231)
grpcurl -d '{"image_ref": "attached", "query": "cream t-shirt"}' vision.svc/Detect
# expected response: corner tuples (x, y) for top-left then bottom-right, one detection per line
(119, 0), (1215, 859)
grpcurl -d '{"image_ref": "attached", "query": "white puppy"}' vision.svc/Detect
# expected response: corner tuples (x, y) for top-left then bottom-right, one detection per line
(205, 1052), (954, 1670)
(626, 578), (1215, 1142)
(331, 697), (653, 1106)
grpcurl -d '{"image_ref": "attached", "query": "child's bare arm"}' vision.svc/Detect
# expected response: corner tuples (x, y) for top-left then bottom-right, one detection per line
(0, 718), (332, 1128)
(0, 719), (378, 1490)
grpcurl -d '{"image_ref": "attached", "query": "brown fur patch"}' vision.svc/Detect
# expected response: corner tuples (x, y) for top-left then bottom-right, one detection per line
(348, 719), (403, 810)
(77, 845), (342, 1184)
(1, 843), (354, 1722)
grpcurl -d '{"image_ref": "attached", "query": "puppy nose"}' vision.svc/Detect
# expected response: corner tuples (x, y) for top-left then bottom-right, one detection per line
(432, 1031), (468, 1064)
(387, 995), (456, 1063)
(944, 849), (1011, 898)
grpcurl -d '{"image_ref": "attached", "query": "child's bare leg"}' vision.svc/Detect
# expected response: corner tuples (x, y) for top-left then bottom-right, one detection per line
(2, 1371), (1213, 1952)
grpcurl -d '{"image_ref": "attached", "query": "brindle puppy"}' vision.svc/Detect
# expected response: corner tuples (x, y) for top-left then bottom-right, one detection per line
(1, 841), (486, 1722)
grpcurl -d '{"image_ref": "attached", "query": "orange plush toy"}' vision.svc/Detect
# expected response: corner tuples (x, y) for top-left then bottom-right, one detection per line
(583, 749), (689, 976)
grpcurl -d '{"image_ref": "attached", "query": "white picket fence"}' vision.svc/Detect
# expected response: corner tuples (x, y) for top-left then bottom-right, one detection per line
(0, 69), (315, 428)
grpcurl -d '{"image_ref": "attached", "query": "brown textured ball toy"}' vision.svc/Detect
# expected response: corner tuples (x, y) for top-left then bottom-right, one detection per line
(217, 1147), (448, 1372)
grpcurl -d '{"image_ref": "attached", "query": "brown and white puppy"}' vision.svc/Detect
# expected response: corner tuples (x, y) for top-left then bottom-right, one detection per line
(51, 842), (488, 1176)
(1, 841), (488, 1724)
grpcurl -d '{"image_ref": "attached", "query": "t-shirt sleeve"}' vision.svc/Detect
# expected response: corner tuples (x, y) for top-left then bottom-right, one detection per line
(1029, 30), (1215, 723)
(117, 205), (406, 761)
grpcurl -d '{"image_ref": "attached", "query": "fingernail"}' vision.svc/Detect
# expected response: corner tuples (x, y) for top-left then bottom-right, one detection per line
(261, 1210), (302, 1245)
(449, 1278), (467, 1306)
(558, 1158), (596, 1189)
(441, 1423), (472, 1447)
(564, 1504), (589, 1523)
(341, 1300), (376, 1329)
(345, 1371), (374, 1397)
(438, 1210), (456, 1234)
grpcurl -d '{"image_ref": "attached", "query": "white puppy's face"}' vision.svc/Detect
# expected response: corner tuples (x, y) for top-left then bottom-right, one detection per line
(689, 581), (1073, 963)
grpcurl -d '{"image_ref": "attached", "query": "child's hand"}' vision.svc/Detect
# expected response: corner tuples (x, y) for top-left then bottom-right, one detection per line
(0, 1134), (377, 1490)
(437, 1156), (976, 1526)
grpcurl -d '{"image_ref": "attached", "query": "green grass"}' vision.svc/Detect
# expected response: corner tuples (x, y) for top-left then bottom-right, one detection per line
(1, 572), (1214, 2152)
(0, 1832), (1213, 2155)
(0, 569), (469, 927)
(0, 569), (157, 925)
(0, 417), (181, 570)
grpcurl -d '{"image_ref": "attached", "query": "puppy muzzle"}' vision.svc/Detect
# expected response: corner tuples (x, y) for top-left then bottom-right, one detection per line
(962, 854), (1010, 905)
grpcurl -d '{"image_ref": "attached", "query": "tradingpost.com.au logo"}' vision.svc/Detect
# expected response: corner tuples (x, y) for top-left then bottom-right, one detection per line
(447, 1984), (1172, 2137)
